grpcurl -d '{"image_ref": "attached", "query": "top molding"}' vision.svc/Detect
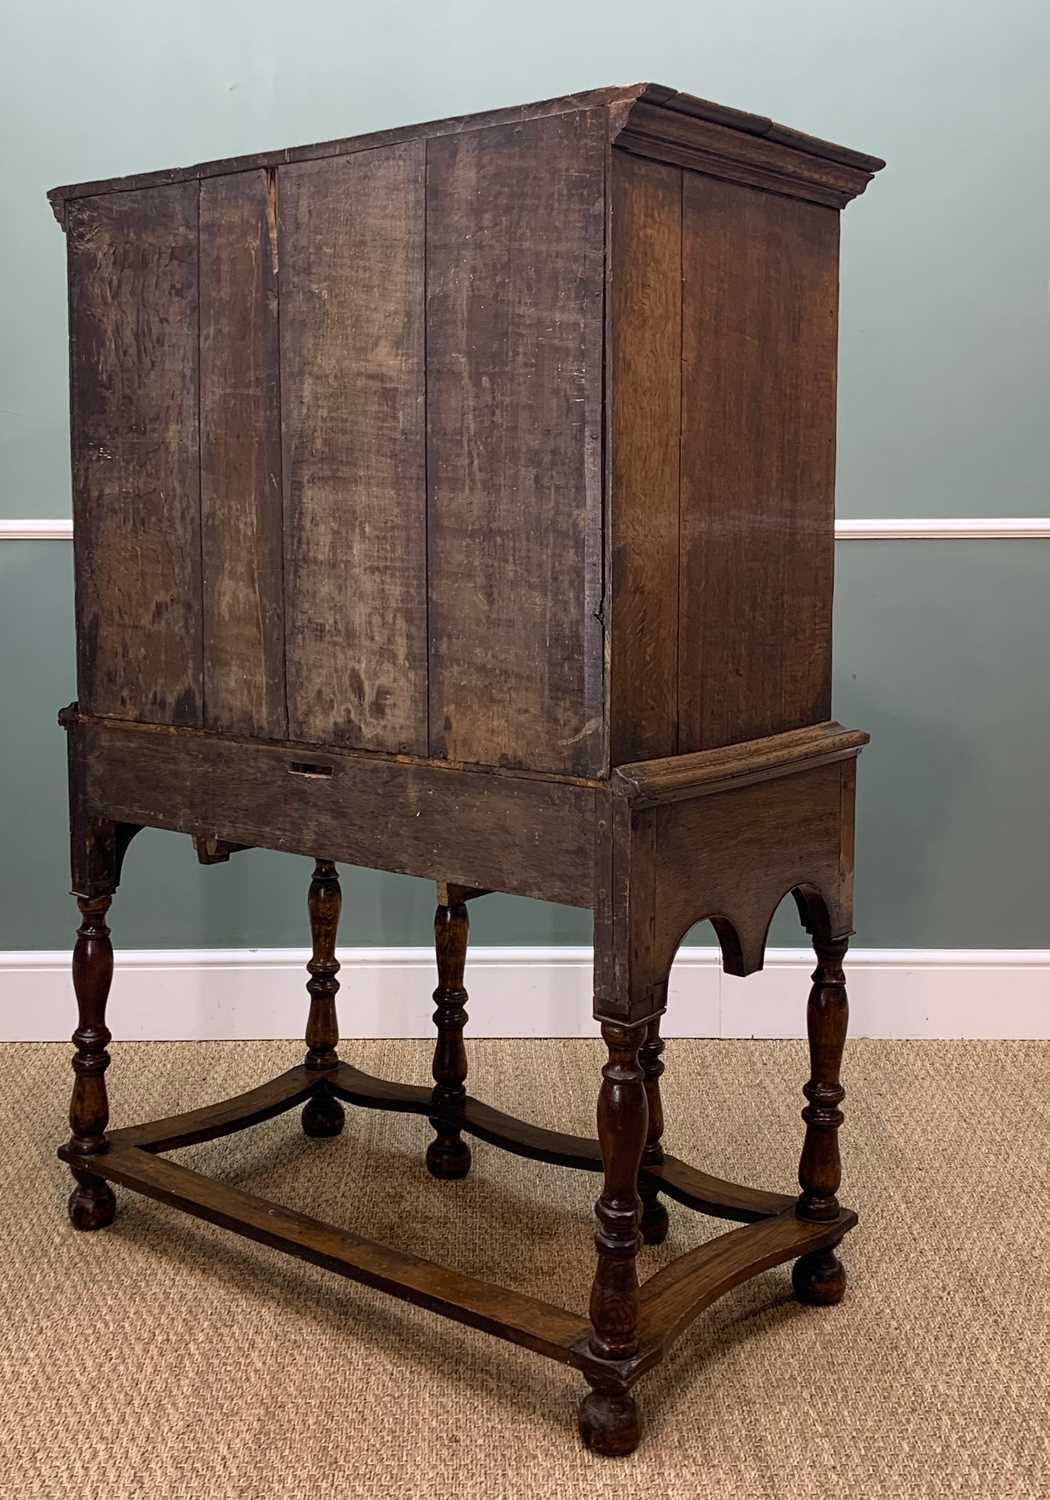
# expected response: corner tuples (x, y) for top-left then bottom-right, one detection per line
(47, 82), (885, 225)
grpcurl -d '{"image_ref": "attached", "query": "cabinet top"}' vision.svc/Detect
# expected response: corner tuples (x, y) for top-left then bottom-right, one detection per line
(48, 81), (885, 224)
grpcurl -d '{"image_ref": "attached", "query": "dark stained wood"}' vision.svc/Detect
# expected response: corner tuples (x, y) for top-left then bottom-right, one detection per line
(426, 899), (472, 1180)
(280, 144), (427, 754)
(614, 104), (876, 207)
(47, 83), (882, 221)
(593, 733), (862, 1025)
(112, 1066), (317, 1152)
(66, 894), (117, 1230)
(638, 1206), (857, 1349)
(579, 1021), (648, 1456)
(607, 152), (682, 764)
(614, 721), (868, 806)
(656, 760), (854, 1010)
(67, 185), (202, 727)
(426, 110), (606, 775)
(638, 1019), (669, 1245)
(74, 713), (596, 908)
(677, 175), (840, 753)
(59, 1138), (590, 1364)
(587, 1022), (647, 1363)
(796, 936), (850, 1221)
(328, 1059), (792, 1222)
(199, 169), (286, 739)
(793, 1244), (848, 1306)
(301, 859), (345, 1139)
(53, 84), (882, 1458)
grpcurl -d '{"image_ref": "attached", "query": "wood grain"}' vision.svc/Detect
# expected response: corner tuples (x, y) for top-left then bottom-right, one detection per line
(199, 169), (286, 738)
(47, 83), (882, 221)
(280, 144), (427, 754)
(67, 185), (202, 726)
(607, 152), (682, 764)
(637, 1206), (857, 1350)
(678, 176), (840, 752)
(60, 1139), (589, 1363)
(77, 715), (596, 907)
(426, 111), (606, 775)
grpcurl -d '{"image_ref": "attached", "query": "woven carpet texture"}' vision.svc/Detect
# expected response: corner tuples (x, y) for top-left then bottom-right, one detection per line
(2, 1038), (1047, 1498)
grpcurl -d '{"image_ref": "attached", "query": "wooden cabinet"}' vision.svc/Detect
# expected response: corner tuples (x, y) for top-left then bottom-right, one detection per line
(51, 85), (883, 1458)
(52, 83), (881, 777)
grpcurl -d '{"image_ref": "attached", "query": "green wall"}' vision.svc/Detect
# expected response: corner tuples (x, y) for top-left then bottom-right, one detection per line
(2, 1), (1047, 950)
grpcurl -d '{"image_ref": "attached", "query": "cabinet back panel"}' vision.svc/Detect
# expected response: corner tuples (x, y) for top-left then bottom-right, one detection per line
(425, 111), (606, 776)
(68, 184), (203, 727)
(279, 143), (428, 754)
(199, 169), (286, 739)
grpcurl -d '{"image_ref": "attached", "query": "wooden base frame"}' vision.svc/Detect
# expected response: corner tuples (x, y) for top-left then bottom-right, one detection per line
(58, 1064), (856, 1403)
(57, 708), (865, 1456)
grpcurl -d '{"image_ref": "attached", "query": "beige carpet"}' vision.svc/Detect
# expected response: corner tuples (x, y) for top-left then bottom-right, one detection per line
(3, 1038), (1048, 1499)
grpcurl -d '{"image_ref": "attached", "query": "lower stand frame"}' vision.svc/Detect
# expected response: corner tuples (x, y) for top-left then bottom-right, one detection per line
(57, 711), (865, 1457)
(59, 1060), (856, 1386)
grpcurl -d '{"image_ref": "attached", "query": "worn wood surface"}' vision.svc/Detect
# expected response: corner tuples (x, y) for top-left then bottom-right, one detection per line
(677, 176), (840, 753)
(67, 185), (202, 727)
(607, 152), (682, 764)
(54, 84), (881, 1457)
(113, 1066), (317, 1152)
(59, 1138), (590, 1364)
(615, 102), (876, 207)
(75, 715), (596, 907)
(594, 749), (860, 1023)
(426, 111), (606, 775)
(637, 1206), (857, 1348)
(613, 721), (869, 806)
(48, 83), (882, 221)
(280, 144), (428, 753)
(797, 937), (850, 1222)
(199, 169), (286, 738)
(301, 859), (346, 1138)
(66, 894), (117, 1230)
(426, 899), (472, 1180)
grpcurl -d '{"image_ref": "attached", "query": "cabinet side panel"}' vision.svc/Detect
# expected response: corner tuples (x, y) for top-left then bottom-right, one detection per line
(67, 185), (202, 726)
(426, 111), (606, 776)
(199, 170), (286, 738)
(678, 176), (839, 751)
(608, 151), (682, 765)
(280, 143), (427, 754)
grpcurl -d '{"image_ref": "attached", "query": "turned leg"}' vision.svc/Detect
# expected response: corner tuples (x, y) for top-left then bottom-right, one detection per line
(67, 894), (117, 1230)
(425, 900), (471, 1180)
(578, 1021), (648, 1457)
(793, 935), (849, 1305)
(638, 1017), (669, 1246)
(301, 859), (346, 1139)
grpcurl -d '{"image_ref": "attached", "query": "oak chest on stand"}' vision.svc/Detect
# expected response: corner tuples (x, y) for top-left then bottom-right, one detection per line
(50, 82), (883, 1455)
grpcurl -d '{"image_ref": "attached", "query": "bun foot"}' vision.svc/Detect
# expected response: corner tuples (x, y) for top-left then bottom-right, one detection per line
(792, 1246), (846, 1306)
(578, 1385), (642, 1457)
(426, 1133), (472, 1180)
(639, 1196), (669, 1246)
(68, 1171), (116, 1231)
(302, 1090), (345, 1139)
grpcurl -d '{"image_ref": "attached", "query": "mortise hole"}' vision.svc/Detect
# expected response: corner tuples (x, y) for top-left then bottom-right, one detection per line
(288, 761), (334, 779)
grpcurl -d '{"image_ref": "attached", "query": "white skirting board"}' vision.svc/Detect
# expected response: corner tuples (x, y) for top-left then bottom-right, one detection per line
(1, 946), (1048, 1042)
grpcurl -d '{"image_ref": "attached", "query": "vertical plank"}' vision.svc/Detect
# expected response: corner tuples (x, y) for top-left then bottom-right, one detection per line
(678, 176), (839, 751)
(280, 143), (427, 754)
(67, 184), (202, 725)
(199, 169), (286, 738)
(607, 152), (682, 765)
(426, 111), (606, 777)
